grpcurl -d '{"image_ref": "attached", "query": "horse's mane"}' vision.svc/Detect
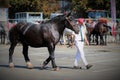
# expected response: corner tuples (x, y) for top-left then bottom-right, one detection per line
(48, 15), (65, 23)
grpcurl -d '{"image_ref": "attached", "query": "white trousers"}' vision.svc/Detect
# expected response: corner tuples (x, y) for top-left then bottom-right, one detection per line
(74, 41), (88, 66)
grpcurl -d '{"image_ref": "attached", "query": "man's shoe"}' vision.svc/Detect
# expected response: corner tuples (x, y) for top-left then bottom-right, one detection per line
(73, 66), (82, 69)
(86, 64), (93, 69)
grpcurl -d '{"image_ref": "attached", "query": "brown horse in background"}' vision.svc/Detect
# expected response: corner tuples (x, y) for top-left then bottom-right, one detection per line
(86, 21), (111, 45)
(85, 20), (97, 45)
(86, 26), (95, 44)
(94, 22), (111, 45)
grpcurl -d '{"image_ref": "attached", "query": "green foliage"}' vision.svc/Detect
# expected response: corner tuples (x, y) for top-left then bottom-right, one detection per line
(8, 0), (120, 18)
(9, 0), (59, 18)
(41, 0), (59, 18)
(71, 0), (119, 18)
(71, 0), (88, 17)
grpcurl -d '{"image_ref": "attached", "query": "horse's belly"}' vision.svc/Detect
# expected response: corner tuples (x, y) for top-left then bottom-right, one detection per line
(24, 36), (45, 47)
(29, 41), (44, 47)
(29, 42), (44, 47)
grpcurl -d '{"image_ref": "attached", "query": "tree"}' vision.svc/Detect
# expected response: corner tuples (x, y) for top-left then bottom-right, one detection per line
(8, 0), (120, 18)
(9, 0), (59, 18)
(71, 0), (88, 18)
(71, 0), (111, 18)
(41, 0), (59, 18)
(0, 0), (9, 8)
(9, 0), (43, 18)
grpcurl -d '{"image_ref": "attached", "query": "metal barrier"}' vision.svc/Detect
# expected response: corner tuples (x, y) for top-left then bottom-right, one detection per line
(0, 18), (120, 45)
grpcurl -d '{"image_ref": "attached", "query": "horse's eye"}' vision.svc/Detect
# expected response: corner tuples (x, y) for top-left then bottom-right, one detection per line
(73, 24), (77, 26)
(67, 18), (72, 21)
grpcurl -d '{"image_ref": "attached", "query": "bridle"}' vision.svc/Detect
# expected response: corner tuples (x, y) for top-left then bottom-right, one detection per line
(65, 17), (76, 28)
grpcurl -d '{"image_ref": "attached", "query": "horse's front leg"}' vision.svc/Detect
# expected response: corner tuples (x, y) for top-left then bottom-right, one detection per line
(49, 51), (59, 71)
(42, 44), (59, 71)
(41, 56), (51, 69)
(22, 44), (33, 69)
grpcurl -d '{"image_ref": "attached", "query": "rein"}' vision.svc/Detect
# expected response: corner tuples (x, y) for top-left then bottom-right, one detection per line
(66, 17), (76, 28)
(20, 23), (33, 35)
(23, 24), (33, 35)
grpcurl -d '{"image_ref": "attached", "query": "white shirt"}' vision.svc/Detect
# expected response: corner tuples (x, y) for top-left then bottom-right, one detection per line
(72, 25), (86, 41)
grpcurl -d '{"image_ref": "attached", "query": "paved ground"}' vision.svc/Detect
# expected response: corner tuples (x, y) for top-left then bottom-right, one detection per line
(0, 43), (120, 80)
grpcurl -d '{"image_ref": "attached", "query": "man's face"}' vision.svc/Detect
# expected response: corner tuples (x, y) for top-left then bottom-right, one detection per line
(78, 22), (82, 26)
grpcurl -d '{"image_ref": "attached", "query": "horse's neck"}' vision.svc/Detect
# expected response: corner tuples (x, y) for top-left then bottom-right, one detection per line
(51, 20), (65, 35)
(49, 17), (66, 35)
(57, 25), (65, 35)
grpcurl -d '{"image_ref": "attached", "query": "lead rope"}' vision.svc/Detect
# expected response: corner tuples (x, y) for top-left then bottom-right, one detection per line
(80, 27), (84, 41)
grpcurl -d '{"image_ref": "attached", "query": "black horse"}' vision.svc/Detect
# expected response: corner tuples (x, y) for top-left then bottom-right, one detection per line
(94, 22), (111, 45)
(8, 13), (79, 70)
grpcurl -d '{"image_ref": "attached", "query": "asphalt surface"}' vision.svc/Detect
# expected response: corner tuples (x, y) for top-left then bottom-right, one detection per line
(0, 43), (120, 80)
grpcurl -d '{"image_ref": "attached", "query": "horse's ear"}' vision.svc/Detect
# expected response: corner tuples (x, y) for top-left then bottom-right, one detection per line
(64, 11), (72, 18)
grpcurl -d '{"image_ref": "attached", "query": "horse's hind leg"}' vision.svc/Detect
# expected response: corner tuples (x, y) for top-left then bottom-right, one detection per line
(95, 34), (99, 45)
(88, 34), (91, 44)
(100, 34), (104, 45)
(22, 44), (33, 69)
(0, 32), (1, 44)
(42, 45), (59, 71)
(3, 33), (6, 44)
(9, 42), (17, 68)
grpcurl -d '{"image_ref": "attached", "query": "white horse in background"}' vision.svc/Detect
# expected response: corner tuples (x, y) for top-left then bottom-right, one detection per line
(60, 22), (87, 46)
(60, 28), (74, 45)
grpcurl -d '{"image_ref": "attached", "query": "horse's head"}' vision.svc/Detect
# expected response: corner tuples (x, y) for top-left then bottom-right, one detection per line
(64, 12), (79, 34)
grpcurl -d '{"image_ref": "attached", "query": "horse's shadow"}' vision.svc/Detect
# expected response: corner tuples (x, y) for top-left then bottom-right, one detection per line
(0, 65), (74, 70)
(0, 65), (39, 70)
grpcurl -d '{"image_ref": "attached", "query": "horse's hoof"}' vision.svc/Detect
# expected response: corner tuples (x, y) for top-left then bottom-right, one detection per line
(40, 66), (45, 70)
(26, 62), (33, 69)
(9, 63), (14, 68)
(52, 67), (60, 71)
(40, 64), (46, 70)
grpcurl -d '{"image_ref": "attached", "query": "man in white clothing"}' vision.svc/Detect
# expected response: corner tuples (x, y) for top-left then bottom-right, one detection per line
(72, 18), (93, 69)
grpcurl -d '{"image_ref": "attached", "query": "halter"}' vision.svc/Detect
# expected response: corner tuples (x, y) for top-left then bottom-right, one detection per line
(65, 17), (76, 29)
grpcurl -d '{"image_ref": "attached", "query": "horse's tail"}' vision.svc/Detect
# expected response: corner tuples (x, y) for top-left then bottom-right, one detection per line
(8, 25), (18, 44)
(103, 24), (112, 36)
(103, 24), (111, 29)
(9, 22), (24, 44)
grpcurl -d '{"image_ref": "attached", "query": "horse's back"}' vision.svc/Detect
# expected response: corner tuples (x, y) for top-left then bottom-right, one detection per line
(9, 21), (59, 47)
